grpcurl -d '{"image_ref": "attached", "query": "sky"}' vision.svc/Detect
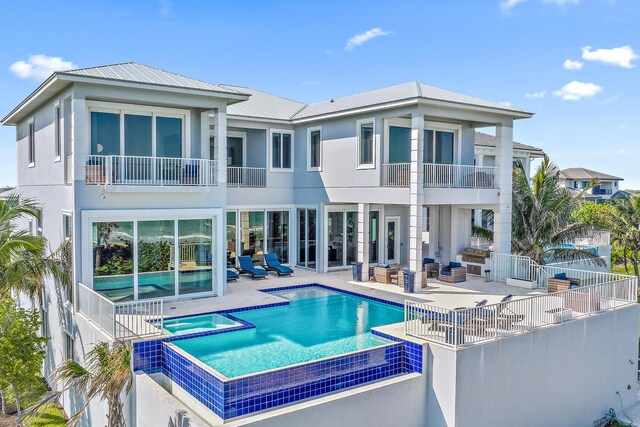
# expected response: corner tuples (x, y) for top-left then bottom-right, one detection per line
(0, 0), (638, 187)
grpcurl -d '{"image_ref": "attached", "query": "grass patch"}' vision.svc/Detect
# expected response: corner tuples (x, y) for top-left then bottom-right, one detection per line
(21, 404), (66, 427)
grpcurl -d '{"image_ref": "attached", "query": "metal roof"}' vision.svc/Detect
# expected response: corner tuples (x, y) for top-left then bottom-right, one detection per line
(559, 168), (623, 181)
(292, 82), (531, 120)
(62, 62), (246, 96)
(474, 131), (545, 154)
(222, 85), (306, 120)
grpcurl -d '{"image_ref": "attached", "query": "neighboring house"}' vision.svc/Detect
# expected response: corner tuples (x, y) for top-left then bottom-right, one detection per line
(559, 167), (623, 203)
(474, 131), (545, 179)
(2, 62), (636, 427)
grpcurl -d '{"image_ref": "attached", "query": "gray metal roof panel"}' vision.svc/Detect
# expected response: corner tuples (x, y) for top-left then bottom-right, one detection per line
(221, 85), (306, 120)
(62, 62), (245, 96)
(560, 168), (623, 181)
(474, 131), (544, 153)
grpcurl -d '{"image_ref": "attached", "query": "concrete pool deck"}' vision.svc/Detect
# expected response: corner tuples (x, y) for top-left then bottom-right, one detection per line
(162, 269), (546, 318)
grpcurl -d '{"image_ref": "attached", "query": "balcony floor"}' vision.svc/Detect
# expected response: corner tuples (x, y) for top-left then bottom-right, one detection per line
(162, 268), (546, 318)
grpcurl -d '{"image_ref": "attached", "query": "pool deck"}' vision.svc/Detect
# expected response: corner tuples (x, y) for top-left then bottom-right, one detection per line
(162, 269), (546, 318)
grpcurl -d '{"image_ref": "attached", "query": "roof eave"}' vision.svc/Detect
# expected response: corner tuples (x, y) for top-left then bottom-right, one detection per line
(1, 74), (65, 126)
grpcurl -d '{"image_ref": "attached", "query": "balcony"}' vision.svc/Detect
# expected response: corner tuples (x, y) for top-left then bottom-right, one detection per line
(227, 166), (267, 187)
(381, 163), (410, 187)
(592, 188), (613, 195)
(424, 163), (497, 189)
(85, 155), (216, 187)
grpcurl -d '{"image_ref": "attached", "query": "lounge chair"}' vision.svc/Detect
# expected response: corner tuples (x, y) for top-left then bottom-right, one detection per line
(473, 295), (525, 329)
(227, 269), (239, 282)
(263, 253), (294, 276)
(547, 273), (581, 293)
(237, 255), (268, 279)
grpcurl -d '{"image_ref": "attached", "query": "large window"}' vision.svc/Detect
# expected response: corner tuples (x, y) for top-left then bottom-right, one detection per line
(227, 212), (237, 267)
(92, 221), (135, 301)
(271, 130), (293, 170)
(357, 119), (375, 168)
(424, 129), (455, 164)
(28, 120), (35, 166)
(138, 220), (175, 299)
(307, 127), (321, 171)
(267, 211), (289, 263)
(89, 103), (186, 158)
(178, 219), (213, 295)
(388, 126), (410, 163)
(297, 209), (317, 269)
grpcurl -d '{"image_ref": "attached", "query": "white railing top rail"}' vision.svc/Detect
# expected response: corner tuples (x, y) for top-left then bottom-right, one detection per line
(423, 163), (497, 189)
(86, 154), (214, 163)
(405, 278), (637, 349)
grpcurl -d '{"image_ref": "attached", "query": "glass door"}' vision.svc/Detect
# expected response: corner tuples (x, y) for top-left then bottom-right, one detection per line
(369, 211), (379, 263)
(327, 210), (358, 268)
(297, 209), (317, 269)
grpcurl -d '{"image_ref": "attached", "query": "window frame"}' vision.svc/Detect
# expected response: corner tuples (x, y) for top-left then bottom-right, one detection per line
(87, 101), (190, 159)
(63, 211), (73, 241)
(65, 331), (74, 361)
(269, 129), (294, 172)
(424, 121), (462, 165)
(54, 101), (62, 162)
(28, 118), (35, 167)
(307, 126), (322, 172)
(226, 130), (247, 167)
(356, 118), (376, 170)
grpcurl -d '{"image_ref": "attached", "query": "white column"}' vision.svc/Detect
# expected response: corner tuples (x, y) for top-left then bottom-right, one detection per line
(409, 111), (425, 291)
(71, 96), (87, 182)
(474, 155), (484, 228)
(357, 203), (370, 280)
(494, 122), (513, 254)
(200, 110), (212, 160)
(214, 106), (227, 185)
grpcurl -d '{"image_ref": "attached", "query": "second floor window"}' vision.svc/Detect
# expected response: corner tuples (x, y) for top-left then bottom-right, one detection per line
(28, 120), (35, 166)
(271, 131), (292, 170)
(308, 127), (321, 171)
(55, 104), (62, 160)
(424, 129), (455, 164)
(357, 119), (375, 168)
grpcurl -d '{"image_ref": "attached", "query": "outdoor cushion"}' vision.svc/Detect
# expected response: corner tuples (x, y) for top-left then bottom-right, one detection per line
(379, 263), (390, 268)
(569, 283), (580, 289)
(423, 258), (435, 264)
(554, 273), (567, 280)
(449, 262), (462, 268)
(441, 270), (452, 276)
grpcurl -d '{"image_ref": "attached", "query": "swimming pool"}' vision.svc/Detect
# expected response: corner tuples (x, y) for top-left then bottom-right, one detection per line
(163, 313), (240, 336)
(172, 286), (404, 378)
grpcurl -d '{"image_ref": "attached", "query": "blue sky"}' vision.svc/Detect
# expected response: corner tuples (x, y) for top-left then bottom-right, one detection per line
(0, 0), (638, 187)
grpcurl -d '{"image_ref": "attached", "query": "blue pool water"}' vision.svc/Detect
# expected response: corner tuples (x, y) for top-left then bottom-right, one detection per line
(163, 313), (240, 336)
(172, 287), (404, 378)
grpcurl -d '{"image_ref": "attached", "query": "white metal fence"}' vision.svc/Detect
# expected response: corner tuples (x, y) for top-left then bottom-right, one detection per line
(423, 163), (497, 188)
(382, 163), (410, 187)
(84, 155), (216, 187)
(405, 278), (637, 349)
(227, 166), (266, 187)
(490, 252), (629, 289)
(77, 283), (164, 339)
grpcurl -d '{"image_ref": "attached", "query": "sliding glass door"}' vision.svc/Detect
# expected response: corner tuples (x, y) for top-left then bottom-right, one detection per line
(229, 210), (292, 266)
(297, 209), (317, 269)
(327, 209), (358, 268)
(267, 211), (289, 263)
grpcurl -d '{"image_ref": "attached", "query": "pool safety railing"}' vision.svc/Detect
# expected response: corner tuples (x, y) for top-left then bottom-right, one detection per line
(490, 252), (630, 289)
(405, 277), (637, 349)
(77, 283), (164, 339)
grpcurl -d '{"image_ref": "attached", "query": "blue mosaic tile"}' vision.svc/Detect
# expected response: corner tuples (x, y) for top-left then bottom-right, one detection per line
(371, 330), (424, 374)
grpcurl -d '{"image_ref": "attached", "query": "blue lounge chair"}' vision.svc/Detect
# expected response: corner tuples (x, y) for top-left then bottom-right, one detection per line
(227, 269), (239, 282)
(263, 253), (294, 276)
(237, 255), (268, 279)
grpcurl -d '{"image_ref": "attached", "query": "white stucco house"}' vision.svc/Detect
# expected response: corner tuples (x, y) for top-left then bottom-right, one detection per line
(559, 167), (624, 203)
(2, 62), (637, 427)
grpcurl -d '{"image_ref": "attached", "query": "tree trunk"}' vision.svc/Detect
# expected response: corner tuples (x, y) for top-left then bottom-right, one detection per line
(0, 389), (5, 415)
(633, 250), (639, 278)
(11, 384), (20, 416)
(623, 249), (629, 274)
(107, 396), (125, 427)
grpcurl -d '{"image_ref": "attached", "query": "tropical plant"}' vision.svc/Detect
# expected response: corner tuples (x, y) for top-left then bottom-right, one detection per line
(53, 340), (133, 427)
(0, 190), (70, 301)
(511, 156), (604, 266)
(600, 196), (640, 277)
(0, 297), (47, 416)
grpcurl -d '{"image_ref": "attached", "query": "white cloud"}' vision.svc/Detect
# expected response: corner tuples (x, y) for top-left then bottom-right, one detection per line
(501, 0), (527, 10)
(553, 81), (602, 101)
(525, 90), (547, 99)
(9, 55), (77, 80)
(499, 101), (513, 107)
(345, 28), (391, 51)
(581, 45), (639, 68)
(563, 59), (583, 70)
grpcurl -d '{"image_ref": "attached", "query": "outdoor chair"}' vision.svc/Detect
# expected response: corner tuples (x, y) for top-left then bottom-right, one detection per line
(422, 257), (440, 279)
(547, 273), (581, 293)
(227, 269), (240, 282)
(263, 253), (294, 276)
(438, 262), (467, 283)
(237, 255), (268, 279)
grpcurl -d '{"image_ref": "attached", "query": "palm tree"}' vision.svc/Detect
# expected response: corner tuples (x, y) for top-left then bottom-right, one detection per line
(0, 190), (70, 301)
(511, 156), (604, 266)
(605, 196), (640, 277)
(53, 340), (133, 427)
